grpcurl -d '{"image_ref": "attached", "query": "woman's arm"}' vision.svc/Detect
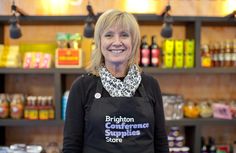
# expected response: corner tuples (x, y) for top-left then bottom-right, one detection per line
(63, 76), (85, 153)
(151, 78), (169, 153)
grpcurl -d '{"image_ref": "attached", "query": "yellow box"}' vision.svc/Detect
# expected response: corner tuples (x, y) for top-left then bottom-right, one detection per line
(55, 48), (83, 68)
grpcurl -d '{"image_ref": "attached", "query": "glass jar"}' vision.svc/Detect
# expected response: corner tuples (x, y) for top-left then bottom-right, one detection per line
(10, 94), (24, 119)
(174, 95), (184, 120)
(183, 100), (200, 118)
(199, 100), (213, 118)
(0, 94), (9, 119)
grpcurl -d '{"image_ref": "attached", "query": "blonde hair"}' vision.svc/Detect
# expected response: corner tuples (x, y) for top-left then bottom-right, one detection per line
(86, 9), (141, 76)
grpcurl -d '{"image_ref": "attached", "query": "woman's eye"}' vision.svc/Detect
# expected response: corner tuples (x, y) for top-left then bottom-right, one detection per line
(104, 33), (113, 38)
(121, 33), (129, 37)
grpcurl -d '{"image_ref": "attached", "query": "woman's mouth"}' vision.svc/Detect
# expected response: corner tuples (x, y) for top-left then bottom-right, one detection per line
(108, 49), (125, 54)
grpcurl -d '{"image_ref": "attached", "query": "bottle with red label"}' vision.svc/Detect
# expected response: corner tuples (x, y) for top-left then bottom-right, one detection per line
(150, 35), (161, 67)
(140, 35), (150, 67)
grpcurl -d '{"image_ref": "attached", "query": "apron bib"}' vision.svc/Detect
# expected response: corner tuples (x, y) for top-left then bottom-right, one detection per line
(83, 80), (155, 153)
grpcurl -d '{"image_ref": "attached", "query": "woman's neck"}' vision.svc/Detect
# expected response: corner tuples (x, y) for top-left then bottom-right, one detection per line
(105, 63), (129, 78)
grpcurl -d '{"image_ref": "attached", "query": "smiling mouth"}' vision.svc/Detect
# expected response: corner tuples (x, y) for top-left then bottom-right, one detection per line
(108, 49), (125, 54)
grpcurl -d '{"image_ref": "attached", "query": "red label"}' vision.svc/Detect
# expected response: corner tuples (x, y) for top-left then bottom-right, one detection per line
(141, 49), (150, 66)
(151, 49), (160, 65)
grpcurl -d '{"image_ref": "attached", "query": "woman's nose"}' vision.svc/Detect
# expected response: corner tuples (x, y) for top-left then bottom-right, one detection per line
(112, 36), (122, 45)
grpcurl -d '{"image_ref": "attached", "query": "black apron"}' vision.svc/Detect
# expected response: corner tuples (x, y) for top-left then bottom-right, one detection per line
(83, 79), (155, 153)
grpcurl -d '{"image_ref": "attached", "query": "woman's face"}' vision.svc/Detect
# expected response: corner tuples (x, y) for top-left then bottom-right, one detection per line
(101, 25), (132, 67)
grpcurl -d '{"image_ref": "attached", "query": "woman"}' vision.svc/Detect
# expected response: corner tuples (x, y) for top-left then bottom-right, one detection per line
(63, 9), (169, 153)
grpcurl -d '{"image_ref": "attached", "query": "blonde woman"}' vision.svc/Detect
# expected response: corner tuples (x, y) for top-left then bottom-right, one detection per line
(63, 9), (169, 153)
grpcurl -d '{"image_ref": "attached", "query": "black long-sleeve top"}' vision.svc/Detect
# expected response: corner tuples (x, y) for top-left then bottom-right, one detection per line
(63, 72), (169, 153)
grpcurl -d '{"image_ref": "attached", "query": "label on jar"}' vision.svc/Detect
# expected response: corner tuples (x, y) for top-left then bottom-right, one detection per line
(218, 53), (224, 61)
(232, 53), (236, 61)
(224, 53), (231, 61)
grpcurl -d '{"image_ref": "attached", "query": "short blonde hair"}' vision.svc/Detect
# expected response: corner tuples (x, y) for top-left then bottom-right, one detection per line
(86, 9), (141, 76)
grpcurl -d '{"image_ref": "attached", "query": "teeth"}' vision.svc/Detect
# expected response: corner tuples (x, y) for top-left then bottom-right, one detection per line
(110, 50), (124, 54)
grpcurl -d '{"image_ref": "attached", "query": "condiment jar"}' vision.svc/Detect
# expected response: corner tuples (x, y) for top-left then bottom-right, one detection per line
(199, 100), (213, 118)
(183, 101), (200, 118)
(0, 94), (9, 119)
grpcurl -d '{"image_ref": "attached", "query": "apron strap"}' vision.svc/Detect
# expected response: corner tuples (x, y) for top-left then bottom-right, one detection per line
(94, 79), (103, 99)
(138, 83), (148, 99)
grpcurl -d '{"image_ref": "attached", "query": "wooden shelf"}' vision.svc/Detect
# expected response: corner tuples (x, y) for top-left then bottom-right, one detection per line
(1, 118), (236, 127)
(0, 67), (235, 75)
(0, 119), (64, 126)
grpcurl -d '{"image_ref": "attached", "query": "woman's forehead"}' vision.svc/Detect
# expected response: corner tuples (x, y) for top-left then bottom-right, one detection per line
(103, 24), (130, 32)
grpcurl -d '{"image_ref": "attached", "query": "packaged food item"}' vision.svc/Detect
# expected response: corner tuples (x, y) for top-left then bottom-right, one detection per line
(230, 100), (236, 118)
(69, 33), (82, 49)
(0, 94), (9, 119)
(47, 96), (55, 120)
(56, 32), (69, 49)
(10, 94), (24, 119)
(163, 39), (174, 68)
(38, 96), (49, 120)
(212, 102), (232, 119)
(183, 100), (200, 118)
(199, 100), (213, 118)
(184, 39), (195, 68)
(174, 40), (184, 68)
(201, 44), (212, 68)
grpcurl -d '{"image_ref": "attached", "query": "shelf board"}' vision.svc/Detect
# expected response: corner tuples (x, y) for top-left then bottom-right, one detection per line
(1, 118), (236, 127)
(142, 67), (236, 74)
(0, 119), (64, 126)
(56, 68), (86, 74)
(1, 15), (234, 25)
(0, 67), (235, 75)
(167, 118), (236, 126)
(0, 68), (55, 74)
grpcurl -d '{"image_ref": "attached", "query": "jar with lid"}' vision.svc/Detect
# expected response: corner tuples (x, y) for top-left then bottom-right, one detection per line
(0, 94), (9, 119)
(224, 40), (232, 67)
(199, 99), (213, 118)
(183, 100), (200, 118)
(201, 44), (212, 67)
(10, 94), (24, 119)
(163, 95), (175, 120)
(174, 95), (184, 120)
(230, 100), (236, 118)
(212, 42), (220, 67)
(219, 41), (225, 67)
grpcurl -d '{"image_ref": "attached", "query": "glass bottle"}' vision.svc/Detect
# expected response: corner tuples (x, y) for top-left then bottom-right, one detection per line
(150, 35), (161, 67)
(219, 41), (225, 67)
(201, 137), (208, 153)
(224, 40), (232, 67)
(212, 43), (220, 67)
(140, 35), (150, 67)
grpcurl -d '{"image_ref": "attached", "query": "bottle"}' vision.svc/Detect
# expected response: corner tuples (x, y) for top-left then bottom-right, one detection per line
(208, 137), (216, 153)
(212, 43), (220, 67)
(219, 42), (225, 67)
(150, 35), (161, 67)
(224, 40), (232, 67)
(232, 39), (236, 67)
(140, 35), (150, 67)
(201, 137), (208, 153)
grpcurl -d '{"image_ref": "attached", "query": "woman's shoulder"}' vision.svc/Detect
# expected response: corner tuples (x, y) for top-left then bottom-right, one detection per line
(141, 72), (158, 84)
(71, 73), (99, 89)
